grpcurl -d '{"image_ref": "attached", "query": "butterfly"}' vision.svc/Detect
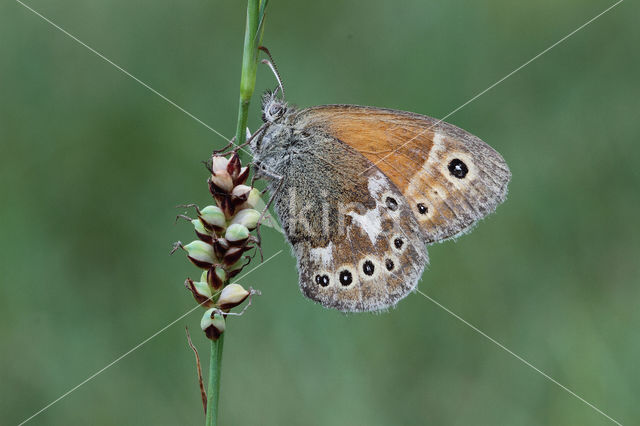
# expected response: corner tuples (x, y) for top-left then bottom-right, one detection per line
(248, 89), (510, 313)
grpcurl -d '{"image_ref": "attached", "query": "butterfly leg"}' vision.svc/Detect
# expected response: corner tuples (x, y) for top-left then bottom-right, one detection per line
(212, 135), (237, 156)
(232, 124), (267, 154)
(213, 123), (269, 157)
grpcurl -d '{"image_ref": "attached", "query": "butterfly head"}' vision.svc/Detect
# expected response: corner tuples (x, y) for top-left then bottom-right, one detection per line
(261, 90), (288, 123)
(250, 91), (296, 172)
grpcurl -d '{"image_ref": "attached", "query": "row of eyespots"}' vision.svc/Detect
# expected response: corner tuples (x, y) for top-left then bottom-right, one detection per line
(315, 274), (330, 286)
(315, 257), (396, 288)
(313, 194), (410, 288)
(385, 194), (430, 217)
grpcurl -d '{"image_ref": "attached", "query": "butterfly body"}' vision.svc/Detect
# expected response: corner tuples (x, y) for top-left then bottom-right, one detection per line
(251, 94), (510, 312)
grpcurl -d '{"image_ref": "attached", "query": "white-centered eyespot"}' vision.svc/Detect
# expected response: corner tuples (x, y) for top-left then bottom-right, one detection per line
(336, 265), (357, 287)
(414, 200), (433, 219)
(391, 235), (406, 253)
(358, 257), (380, 280)
(314, 271), (332, 288)
(383, 254), (399, 273)
(443, 152), (476, 185)
(380, 191), (401, 215)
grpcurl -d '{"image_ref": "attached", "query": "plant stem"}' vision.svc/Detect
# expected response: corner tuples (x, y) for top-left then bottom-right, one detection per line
(205, 1), (265, 425)
(205, 334), (225, 426)
(234, 0), (264, 146)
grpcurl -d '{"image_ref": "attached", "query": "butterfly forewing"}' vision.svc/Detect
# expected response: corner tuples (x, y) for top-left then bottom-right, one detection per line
(298, 105), (511, 243)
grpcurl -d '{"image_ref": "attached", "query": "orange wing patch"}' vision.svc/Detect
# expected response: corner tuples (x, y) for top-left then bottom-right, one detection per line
(300, 106), (434, 192)
(298, 105), (511, 243)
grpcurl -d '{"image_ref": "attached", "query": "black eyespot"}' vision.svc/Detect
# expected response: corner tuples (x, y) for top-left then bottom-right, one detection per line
(385, 197), (398, 211)
(301, 131), (311, 138)
(363, 260), (375, 276)
(339, 270), (353, 286)
(448, 159), (468, 179)
(417, 203), (428, 214)
(394, 238), (404, 249)
(385, 259), (394, 271)
(315, 274), (330, 287)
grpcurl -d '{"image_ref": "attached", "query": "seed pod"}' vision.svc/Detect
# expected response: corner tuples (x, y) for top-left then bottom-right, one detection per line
(235, 166), (250, 185)
(192, 219), (213, 243)
(208, 183), (231, 217)
(222, 246), (246, 265)
(212, 238), (230, 260)
(198, 205), (226, 232)
(226, 152), (241, 179)
(238, 188), (261, 210)
(185, 277), (214, 306)
(210, 170), (234, 193)
(201, 308), (225, 340)
(230, 185), (252, 204)
(217, 284), (250, 310)
(184, 240), (215, 269)
(226, 256), (250, 278)
(231, 208), (261, 230)
(225, 224), (250, 245)
(211, 155), (229, 173)
(207, 266), (226, 291)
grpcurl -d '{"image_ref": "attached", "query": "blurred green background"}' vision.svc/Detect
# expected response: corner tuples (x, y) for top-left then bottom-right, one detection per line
(1, 0), (638, 425)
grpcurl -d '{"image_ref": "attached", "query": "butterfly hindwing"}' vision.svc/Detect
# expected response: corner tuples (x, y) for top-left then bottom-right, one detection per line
(297, 105), (511, 243)
(267, 129), (428, 312)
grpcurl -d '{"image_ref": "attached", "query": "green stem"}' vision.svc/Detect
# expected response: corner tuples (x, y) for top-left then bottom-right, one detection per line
(234, 0), (264, 146)
(205, 1), (265, 425)
(205, 334), (225, 426)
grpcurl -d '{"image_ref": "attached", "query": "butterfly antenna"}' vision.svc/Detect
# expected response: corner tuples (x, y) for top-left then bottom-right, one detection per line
(261, 60), (285, 99)
(259, 46), (285, 99)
